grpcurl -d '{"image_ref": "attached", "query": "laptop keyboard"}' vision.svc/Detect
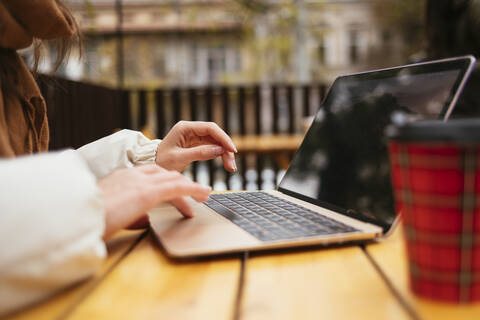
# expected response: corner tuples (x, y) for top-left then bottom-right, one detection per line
(205, 192), (358, 242)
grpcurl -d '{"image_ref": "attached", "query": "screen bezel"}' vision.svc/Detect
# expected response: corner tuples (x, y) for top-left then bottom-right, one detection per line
(277, 55), (477, 235)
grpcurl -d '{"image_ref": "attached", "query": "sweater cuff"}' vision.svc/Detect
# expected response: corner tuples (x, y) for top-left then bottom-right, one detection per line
(127, 137), (161, 165)
(77, 129), (161, 179)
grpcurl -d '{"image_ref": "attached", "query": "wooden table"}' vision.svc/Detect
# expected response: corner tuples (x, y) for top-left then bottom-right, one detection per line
(6, 225), (480, 320)
(231, 134), (304, 154)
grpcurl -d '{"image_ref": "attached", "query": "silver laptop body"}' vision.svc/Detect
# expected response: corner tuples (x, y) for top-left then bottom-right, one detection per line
(149, 56), (476, 258)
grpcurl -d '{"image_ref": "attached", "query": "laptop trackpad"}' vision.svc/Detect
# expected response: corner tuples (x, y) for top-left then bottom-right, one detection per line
(148, 200), (259, 257)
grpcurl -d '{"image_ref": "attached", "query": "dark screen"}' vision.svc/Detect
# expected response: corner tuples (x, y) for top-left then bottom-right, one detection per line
(279, 60), (471, 230)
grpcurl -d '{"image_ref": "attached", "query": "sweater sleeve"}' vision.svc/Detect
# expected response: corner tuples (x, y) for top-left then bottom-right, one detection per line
(0, 150), (106, 317)
(77, 129), (161, 179)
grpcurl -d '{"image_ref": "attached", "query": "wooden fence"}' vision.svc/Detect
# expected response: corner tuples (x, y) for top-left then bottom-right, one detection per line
(39, 75), (327, 189)
(135, 85), (327, 190)
(37, 75), (130, 150)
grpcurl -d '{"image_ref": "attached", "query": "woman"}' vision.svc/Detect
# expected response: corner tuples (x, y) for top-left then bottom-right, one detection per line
(0, 0), (237, 315)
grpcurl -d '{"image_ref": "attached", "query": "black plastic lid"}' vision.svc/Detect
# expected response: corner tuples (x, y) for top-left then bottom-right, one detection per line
(386, 119), (480, 142)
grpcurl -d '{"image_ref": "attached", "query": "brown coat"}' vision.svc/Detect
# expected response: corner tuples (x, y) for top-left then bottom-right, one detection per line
(0, 0), (74, 157)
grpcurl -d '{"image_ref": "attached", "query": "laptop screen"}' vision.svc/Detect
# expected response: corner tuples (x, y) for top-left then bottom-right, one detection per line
(278, 56), (475, 232)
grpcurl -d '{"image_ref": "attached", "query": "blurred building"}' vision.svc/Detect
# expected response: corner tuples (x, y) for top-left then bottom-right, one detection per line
(48, 0), (405, 87)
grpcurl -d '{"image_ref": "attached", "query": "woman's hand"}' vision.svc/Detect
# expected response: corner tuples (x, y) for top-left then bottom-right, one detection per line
(98, 165), (211, 240)
(155, 121), (237, 173)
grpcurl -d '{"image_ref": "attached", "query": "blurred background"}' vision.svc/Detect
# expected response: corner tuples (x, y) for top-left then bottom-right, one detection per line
(25, 0), (480, 190)
(32, 0), (426, 86)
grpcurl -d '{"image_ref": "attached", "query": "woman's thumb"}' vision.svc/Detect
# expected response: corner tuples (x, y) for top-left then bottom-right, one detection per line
(180, 145), (224, 161)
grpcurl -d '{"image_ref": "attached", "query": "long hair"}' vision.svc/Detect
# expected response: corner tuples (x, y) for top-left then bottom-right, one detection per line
(0, 0), (83, 99)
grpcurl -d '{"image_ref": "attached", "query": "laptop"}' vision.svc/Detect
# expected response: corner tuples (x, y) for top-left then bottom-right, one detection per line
(149, 55), (476, 258)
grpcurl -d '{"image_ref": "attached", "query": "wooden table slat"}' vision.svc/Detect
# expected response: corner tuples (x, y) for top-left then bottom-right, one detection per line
(231, 134), (304, 153)
(6, 230), (145, 320)
(240, 246), (410, 320)
(67, 234), (241, 320)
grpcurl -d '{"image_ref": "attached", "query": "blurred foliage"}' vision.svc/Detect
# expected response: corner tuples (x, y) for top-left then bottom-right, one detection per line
(234, 0), (271, 14)
(371, 0), (427, 59)
(234, 1), (319, 82)
(243, 3), (298, 82)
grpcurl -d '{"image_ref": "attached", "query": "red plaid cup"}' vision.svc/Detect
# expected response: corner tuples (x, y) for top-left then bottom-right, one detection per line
(387, 119), (480, 303)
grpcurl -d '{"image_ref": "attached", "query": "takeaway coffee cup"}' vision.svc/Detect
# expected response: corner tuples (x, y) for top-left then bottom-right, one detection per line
(387, 119), (480, 303)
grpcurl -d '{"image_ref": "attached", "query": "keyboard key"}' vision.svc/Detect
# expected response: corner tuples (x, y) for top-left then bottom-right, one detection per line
(206, 192), (358, 242)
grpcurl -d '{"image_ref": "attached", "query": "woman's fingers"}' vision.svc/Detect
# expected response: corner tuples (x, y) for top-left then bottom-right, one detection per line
(100, 165), (213, 239)
(149, 170), (211, 203)
(178, 144), (225, 162)
(170, 143), (238, 172)
(149, 171), (210, 218)
(179, 121), (237, 153)
(156, 180), (211, 203)
(169, 197), (194, 218)
(222, 151), (237, 172)
(157, 121), (238, 172)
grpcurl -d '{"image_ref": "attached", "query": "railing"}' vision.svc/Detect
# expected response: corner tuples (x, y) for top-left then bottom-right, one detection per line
(39, 75), (327, 190)
(135, 85), (327, 190)
(37, 75), (130, 150)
